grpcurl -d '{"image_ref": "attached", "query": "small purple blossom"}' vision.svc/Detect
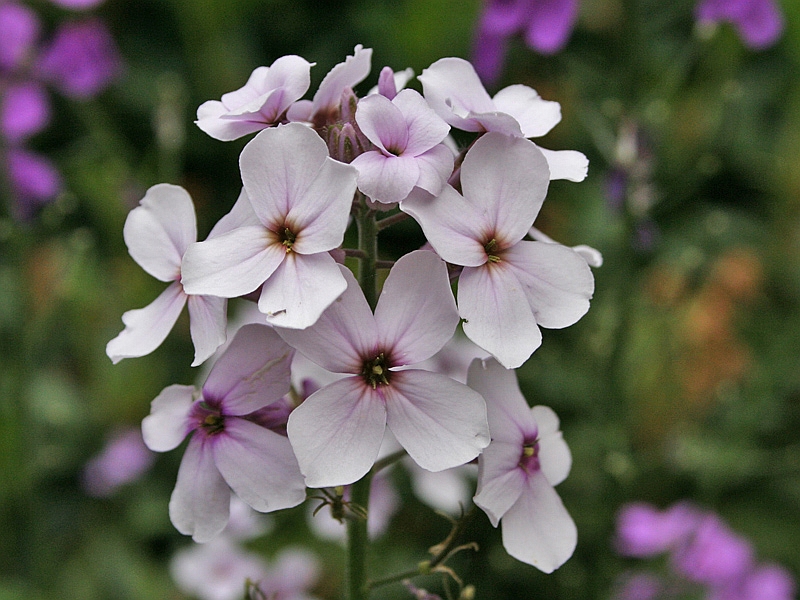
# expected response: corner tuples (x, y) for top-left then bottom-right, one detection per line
(696, 0), (784, 49)
(4, 147), (62, 217)
(1, 80), (50, 143)
(0, 2), (40, 72)
(82, 427), (155, 497)
(615, 502), (700, 557)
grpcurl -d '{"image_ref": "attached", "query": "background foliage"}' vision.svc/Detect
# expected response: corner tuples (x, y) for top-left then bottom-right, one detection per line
(1, 0), (799, 598)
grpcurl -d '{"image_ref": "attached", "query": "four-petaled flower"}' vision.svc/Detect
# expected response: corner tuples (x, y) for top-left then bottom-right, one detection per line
(276, 250), (490, 488)
(142, 324), (306, 542)
(402, 132), (593, 369)
(181, 122), (358, 329)
(468, 357), (576, 572)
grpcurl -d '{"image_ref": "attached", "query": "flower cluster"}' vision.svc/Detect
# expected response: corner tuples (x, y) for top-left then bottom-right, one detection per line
(0, 0), (120, 218)
(109, 45), (597, 581)
(614, 501), (796, 600)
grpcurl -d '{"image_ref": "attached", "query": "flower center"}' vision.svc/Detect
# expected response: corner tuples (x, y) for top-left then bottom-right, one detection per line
(280, 227), (297, 252)
(361, 352), (391, 389)
(484, 238), (501, 263)
(518, 440), (540, 473)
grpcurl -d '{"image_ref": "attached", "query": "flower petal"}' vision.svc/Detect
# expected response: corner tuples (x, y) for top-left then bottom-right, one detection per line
(286, 377), (387, 487)
(375, 250), (458, 365)
(458, 264), (542, 369)
(311, 44), (372, 115)
(392, 89), (450, 156)
(418, 57), (496, 130)
(533, 405), (572, 486)
(124, 184), (197, 282)
(537, 147), (588, 182)
(411, 144), (455, 197)
(180, 226), (284, 298)
(188, 294), (227, 367)
(106, 281), (187, 364)
(355, 92), (409, 155)
(275, 265), (376, 373)
(141, 384), (195, 452)
(169, 436), (231, 543)
(473, 441), (526, 526)
(351, 151), (420, 204)
(460, 133), (550, 246)
(491, 84), (561, 138)
(385, 370), (489, 472)
(259, 252), (348, 330)
(213, 419), (306, 512)
(196, 100), (271, 141)
(203, 324), (293, 415)
(500, 472), (577, 572)
(502, 241), (593, 329)
(207, 188), (260, 239)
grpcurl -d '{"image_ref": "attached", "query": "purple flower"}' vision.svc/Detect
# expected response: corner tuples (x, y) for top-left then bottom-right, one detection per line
(276, 250), (490, 488)
(181, 123), (358, 330)
(82, 427), (155, 497)
(142, 324), (306, 542)
(696, 0), (784, 49)
(4, 147), (62, 217)
(36, 18), (121, 99)
(472, 0), (580, 84)
(402, 133), (594, 368)
(1, 80), (50, 143)
(469, 358), (576, 572)
(615, 502), (700, 557)
(48, 0), (106, 10)
(0, 2), (40, 72)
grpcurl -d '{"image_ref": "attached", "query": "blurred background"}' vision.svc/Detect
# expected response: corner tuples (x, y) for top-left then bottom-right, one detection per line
(1, 0), (799, 598)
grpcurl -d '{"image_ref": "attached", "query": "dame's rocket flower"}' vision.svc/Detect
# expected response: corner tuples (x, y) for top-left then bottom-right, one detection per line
(418, 56), (588, 182)
(142, 324), (306, 542)
(106, 183), (227, 366)
(695, 0), (783, 50)
(181, 123), (358, 329)
(402, 133), (593, 369)
(276, 250), (490, 488)
(468, 358), (576, 573)
(351, 88), (453, 204)
(195, 55), (314, 141)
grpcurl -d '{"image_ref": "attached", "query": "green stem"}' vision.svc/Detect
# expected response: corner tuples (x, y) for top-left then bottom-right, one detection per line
(355, 195), (378, 311)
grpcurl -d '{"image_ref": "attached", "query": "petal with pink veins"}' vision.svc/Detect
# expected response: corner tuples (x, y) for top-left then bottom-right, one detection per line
(411, 144), (454, 196)
(355, 93), (409, 155)
(473, 441), (527, 526)
(392, 89), (450, 156)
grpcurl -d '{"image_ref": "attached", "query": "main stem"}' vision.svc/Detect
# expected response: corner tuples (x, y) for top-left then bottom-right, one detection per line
(348, 195), (379, 600)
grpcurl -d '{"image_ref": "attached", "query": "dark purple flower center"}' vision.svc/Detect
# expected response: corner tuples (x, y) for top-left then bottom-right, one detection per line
(191, 401), (226, 436)
(361, 352), (391, 388)
(518, 440), (540, 473)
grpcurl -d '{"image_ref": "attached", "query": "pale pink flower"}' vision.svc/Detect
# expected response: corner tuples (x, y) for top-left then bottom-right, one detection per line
(141, 324), (306, 542)
(351, 88), (453, 204)
(418, 56), (588, 181)
(276, 250), (490, 488)
(469, 358), (576, 572)
(181, 123), (358, 329)
(196, 55), (314, 141)
(287, 44), (372, 125)
(106, 183), (227, 366)
(402, 133), (593, 369)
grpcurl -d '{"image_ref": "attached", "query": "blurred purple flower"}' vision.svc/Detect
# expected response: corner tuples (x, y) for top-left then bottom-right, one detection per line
(1, 81), (50, 143)
(5, 147), (62, 217)
(0, 2), (40, 72)
(37, 18), (121, 99)
(696, 0), (784, 49)
(472, 0), (579, 85)
(613, 572), (664, 600)
(48, 0), (106, 10)
(82, 427), (155, 497)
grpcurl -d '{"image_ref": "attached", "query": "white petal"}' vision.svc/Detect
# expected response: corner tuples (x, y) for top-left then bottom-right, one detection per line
(195, 100), (269, 141)
(500, 473), (577, 572)
(180, 226), (284, 298)
(141, 384), (195, 452)
(124, 184), (196, 281)
(466, 357), (535, 442)
(412, 144), (454, 197)
(312, 44), (372, 115)
(502, 241), (594, 329)
(106, 281), (187, 364)
(459, 264), (542, 369)
(213, 419), (306, 512)
(392, 89), (451, 156)
(473, 441), (526, 526)
(460, 133), (549, 246)
(491, 84), (561, 138)
(532, 406), (572, 486)
(169, 436), (231, 543)
(418, 57), (495, 130)
(355, 92), (409, 155)
(385, 370), (489, 472)
(259, 252), (348, 329)
(352, 151), (419, 205)
(275, 265), (376, 373)
(400, 186), (487, 267)
(208, 188), (260, 239)
(203, 324), (293, 415)
(286, 377), (387, 487)
(188, 294), (227, 367)
(537, 147), (589, 182)
(375, 250), (458, 365)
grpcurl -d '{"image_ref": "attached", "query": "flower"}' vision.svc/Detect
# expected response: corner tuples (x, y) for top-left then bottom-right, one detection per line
(472, 0), (580, 85)
(695, 0), (784, 50)
(181, 123), (358, 329)
(276, 250), (490, 488)
(4, 148), (62, 218)
(418, 56), (588, 181)
(350, 88), (453, 204)
(615, 502), (700, 557)
(469, 357), (576, 572)
(0, 2), (40, 72)
(196, 55), (314, 141)
(106, 183), (228, 366)
(81, 427), (154, 497)
(142, 324), (306, 542)
(0, 80), (50, 143)
(402, 133), (594, 369)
